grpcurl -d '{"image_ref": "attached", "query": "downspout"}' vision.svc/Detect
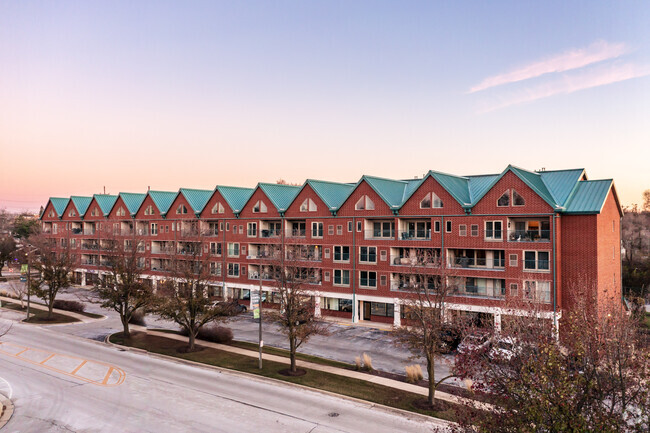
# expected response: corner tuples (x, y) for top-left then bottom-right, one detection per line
(553, 213), (558, 338)
(352, 217), (356, 322)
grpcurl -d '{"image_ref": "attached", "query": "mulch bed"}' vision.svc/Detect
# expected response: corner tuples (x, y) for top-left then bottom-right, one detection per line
(278, 368), (307, 377)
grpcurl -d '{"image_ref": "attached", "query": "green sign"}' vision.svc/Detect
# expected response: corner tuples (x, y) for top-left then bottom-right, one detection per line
(251, 291), (260, 319)
(21, 264), (28, 274)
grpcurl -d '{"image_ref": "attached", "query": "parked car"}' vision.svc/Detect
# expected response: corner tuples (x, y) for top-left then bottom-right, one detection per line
(457, 331), (491, 355)
(439, 325), (462, 354)
(215, 300), (247, 314)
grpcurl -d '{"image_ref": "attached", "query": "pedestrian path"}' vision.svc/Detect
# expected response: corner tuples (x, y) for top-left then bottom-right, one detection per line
(0, 296), (97, 323)
(145, 328), (489, 409)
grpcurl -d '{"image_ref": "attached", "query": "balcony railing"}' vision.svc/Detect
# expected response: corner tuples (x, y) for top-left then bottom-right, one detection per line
(260, 229), (281, 238)
(83, 229), (96, 235)
(391, 256), (438, 267)
(391, 281), (437, 291)
(71, 228), (83, 235)
(449, 285), (506, 298)
(136, 228), (149, 236)
(507, 230), (551, 242)
(286, 229), (306, 238)
(398, 230), (431, 241)
(365, 229), (395, 240)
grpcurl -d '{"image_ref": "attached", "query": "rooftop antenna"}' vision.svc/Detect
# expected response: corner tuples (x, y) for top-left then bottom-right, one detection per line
(103, 186), (106, 194)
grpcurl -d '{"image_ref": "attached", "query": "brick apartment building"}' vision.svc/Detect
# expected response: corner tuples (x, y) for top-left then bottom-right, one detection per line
(39, 165), (623, 330)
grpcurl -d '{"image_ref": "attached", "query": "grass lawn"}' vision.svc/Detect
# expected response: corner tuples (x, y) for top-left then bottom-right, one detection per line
(0, 298), (104, 320)
(1, 301), (81, 324)
(110, 331), (460, 421)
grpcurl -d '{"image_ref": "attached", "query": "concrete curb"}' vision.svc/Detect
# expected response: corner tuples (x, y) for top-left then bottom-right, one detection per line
(103, 332), (453, 426)
(0, 393), (14, 429)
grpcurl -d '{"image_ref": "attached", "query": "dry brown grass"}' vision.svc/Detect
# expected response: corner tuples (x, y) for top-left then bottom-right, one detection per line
(362, 352), (373, 371)
(405, 364), (423, 383)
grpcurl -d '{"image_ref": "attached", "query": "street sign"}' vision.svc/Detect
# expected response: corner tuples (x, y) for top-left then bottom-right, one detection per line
(20, 277), (26, 282)
(20, 264), (28, 274)
(250, 291), (260, 319)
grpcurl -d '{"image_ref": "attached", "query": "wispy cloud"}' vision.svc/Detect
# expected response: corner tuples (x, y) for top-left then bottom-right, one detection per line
(479, 62), (650, 112)
(469, 40), (629, 93)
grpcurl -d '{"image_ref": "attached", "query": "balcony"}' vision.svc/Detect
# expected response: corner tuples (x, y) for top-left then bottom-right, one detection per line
(260, 229), (281, 238)
(448, 277), (506, 299)
(507, 218), (551, 242)
(71, 227), (83, 235)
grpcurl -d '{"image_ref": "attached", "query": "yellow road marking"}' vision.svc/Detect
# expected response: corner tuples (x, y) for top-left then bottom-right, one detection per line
(0, 342), (125, 387)
(40, 354), (55, 364)
(70, 360), (87, 375)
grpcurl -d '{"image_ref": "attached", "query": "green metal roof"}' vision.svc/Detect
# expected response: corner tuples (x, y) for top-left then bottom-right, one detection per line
(148, 191), (177, 216)
(305, 179), (355, 210)
(539, 169), (585, 207)
(93, 194), (118, 216)
(70, 196), (93, 217)
(216, 186), (255, 213)
(258, 183), (301, 212)
(362, 175), (412, 209)
(563, 180), (613, 214)
(179, 188), (213, 215)
(467, 174), (500, 204)
(48, 197), (70, 217)
(119, 192), (146, 216)
(429, 171), (470, 206)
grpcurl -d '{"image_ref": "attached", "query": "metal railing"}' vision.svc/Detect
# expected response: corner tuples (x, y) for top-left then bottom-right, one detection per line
(398, 230), (431, 241)
(507, 230), (551, 242)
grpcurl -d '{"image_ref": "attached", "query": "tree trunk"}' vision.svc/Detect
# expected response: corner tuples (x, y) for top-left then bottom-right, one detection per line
(47, 295), (54, 319)
(289, 336), (297, 372)
(189, 331), (196, 351)
(122, 316), (131, 338)
(427, 354), (435, 406)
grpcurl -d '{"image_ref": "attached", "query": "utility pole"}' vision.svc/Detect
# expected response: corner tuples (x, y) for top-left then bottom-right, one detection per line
(258, 267), (263, 369)
(25, 251), (31, 321)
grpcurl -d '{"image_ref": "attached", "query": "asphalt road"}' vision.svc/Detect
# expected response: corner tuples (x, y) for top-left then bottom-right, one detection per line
(0, 320), (448, 433)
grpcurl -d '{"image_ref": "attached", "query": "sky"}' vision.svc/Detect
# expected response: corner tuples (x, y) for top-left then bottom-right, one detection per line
(1, 1), (649, 212)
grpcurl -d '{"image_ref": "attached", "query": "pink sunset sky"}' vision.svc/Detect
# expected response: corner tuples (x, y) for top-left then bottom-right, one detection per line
(1, 2), (649, 213)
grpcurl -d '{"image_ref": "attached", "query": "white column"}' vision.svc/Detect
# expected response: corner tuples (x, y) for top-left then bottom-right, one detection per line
(314, 293), (321, 318)
(81, 271), (86, 286)
(494, 312), (502, 333)
(151, 278), (158, 295)
(393, 300), (401, 327)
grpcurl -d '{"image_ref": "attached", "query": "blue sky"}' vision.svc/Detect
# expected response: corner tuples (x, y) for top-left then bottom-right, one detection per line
(1, 1), (648, 211)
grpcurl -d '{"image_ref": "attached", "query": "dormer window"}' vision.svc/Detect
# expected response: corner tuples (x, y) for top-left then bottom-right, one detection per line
(69, 210), (76, 217)
(300, 198), (317, 212)
(253, 200), (267, 213)
(48, 210), (55, 217)
(117, 207), (126, 217)
(212, 202), (225, 214)
(498, 189), (525, 207)
(176, 204), (188, 214)
(420, 192), (443, 209)
(144, 205), (154, 215)
(91, 208), (98, 216)
(355, 195), (375, 211)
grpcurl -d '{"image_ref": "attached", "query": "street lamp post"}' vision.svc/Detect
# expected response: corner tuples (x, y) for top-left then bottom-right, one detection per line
(25, 251), (31, 321)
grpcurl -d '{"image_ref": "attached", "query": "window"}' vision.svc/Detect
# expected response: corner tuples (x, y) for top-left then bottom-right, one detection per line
(334, 269), (350, 286)
(471, 224), (478, 237)
(165, 225), (169, 233)
(91, 208), (98, 217)
(434, 221), (441, 233)
(210, 242), (222, 255)
(380, 275), (387, 286)
(497, 190), (510, 207)
(419, 192), (443, 209)
(337, 225), (343, 235)
(324, 248), (330, 259)
(510, 283), (518, 296)
(359, 246), (377, 263)
(459, 225), (467, 236)
(48, 210), (54, 217)
(348, 221), (353, 232)
(355, 195), (375, 210)
(252, 200), (267, 213)
(357, 221), (362, 232)
(247, 223), (257, 237)
(360, 271), (377, 288)
(227, 263), (240, 277)
(372, 221), (394, 238)
(445, 220), (452, 233)
(227, 243), (240, 257)
(226, 222), (230, 231)
(380, 250), (387, 261)
(233, 225), (238, 234)
(212, 202), (225, 214)
(53, 223), (57, 234)
(512, 189), (525, 206)
(485, 221), (502, 240)
(300, 198), (317, 212)
(328, 225), (334, 236)
(291, 221), (306, 236)
(151, 223), (158, 235)
(68, 209), (76, 217)
(493, 250), (505, 267)
(333, 246), (350, 262)
(370, 302), (394, 317)
(524, 251), (550, 270)
(145, 205), (154, 215)
(324, 271), (330, 282)
(311, 222), (323, 238)
(524, 280), (551, 303)
(210, 262), (222, 276)
(176, 204), (188, 214)
(509, 253), (518, 267)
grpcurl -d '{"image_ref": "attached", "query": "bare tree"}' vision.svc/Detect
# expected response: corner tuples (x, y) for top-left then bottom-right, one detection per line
(154, 235), (236, 351)
(451, 289), (650, 433)
(92, 229), (153, 337)
(264, 244), (329, 374)
(0, 235), (16, 277)
(7, 280), (28, 308)
(643, 189), (650, 213)
(391, 249), (461, 407)
(28, 232), (76, 319)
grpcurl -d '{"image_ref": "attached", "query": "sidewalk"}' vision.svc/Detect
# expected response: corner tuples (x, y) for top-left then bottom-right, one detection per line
(0, 296), (99, 324)
(145, 328), (489, 410)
